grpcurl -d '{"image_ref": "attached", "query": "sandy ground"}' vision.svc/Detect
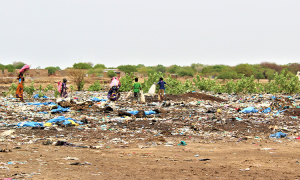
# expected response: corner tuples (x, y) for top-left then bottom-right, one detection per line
(1, 136), (300, 179)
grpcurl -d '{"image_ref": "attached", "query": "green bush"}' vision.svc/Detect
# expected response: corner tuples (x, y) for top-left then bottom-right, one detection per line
(47, 84), (54, 90)
(9, 83), (18, 92)
(88, 68), (103, 77)
(117, 65), (137, 73)
(141, 72), (163, 92)
(119, 73), (135, 92)
(178, 68), (194, 77)
(88, 80), (102, 91)
(24, 81), (36, 98)
(2, 91), (9, 97)
(54, 89), (60, 99)
(107, 70), (117, 78)
(73, 62), (93, 69)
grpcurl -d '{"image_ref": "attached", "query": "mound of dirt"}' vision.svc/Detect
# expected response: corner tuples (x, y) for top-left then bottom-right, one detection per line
(182, 92), (227, 102)
(285, 108), (300, 116)
(143, 92), (226, 103)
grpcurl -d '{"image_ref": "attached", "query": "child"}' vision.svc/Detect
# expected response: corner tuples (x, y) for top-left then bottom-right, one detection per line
(131, 78), (141, 102)
(157, 77), (172, 101)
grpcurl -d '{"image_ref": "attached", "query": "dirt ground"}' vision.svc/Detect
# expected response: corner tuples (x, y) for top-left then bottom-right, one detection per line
(1, 133), (300, 179)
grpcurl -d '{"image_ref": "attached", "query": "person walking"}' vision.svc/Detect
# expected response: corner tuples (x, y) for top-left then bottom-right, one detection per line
(157, 77), (172, 101)
(131, 78), (141, 102)
(16, 73), (25, 102)
(61, 78), (68, 98)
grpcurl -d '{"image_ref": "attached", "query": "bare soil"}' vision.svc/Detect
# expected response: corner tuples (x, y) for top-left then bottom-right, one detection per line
(1, 129), (300, 179)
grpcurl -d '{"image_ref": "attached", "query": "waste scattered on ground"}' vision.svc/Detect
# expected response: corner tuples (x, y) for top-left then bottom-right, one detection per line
(1, 90), (300, 178)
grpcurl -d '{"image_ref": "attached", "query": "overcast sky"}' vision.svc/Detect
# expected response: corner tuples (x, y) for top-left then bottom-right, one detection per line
(1, 0), (300, 69)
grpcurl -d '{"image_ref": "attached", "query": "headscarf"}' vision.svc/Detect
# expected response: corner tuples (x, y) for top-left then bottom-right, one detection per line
(110, 77), (120, 87)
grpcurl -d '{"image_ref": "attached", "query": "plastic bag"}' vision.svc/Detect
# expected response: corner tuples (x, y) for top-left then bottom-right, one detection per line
(148, 84), (156, 96)
(125, 92), (131, 99)
(19, 64), (30, 73)
(58, 82), (62, 93)
(140, 90), (145, 103)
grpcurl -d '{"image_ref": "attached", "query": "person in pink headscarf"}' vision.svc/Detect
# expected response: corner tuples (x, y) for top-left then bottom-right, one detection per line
(108, 77), (121, 101)
(110, 77), (121, 88)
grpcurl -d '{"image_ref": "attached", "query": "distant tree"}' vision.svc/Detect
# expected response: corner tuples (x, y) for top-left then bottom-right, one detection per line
(287, 63), (300, 74)
(137, 67), (149, 75)
(201, 66), (210, 75)
(154, 64), (166, 73)
(260, 62), (283, 72)
(45, 66), (60, 75)
(191, 63), (204, 72)
(255, 72), (265, 82)
(136, 64), (145, 68)
(147, 69), (156, 75)
(55, 66), (61, 70)
(178, 68), (194, 77)
(94, 64), (106, 69)
(117, 65), (137, 73)
(86, 62), (94, 67)
(235, 64), (253, 77)
(5, 64), (15, 72)
(107, 70), (117, 78)
(87, 68), (103, 77)
(67, 69), (85, 91)
(217, 71), (238, 79)
(167, 65), (180, 74)
(211, 65), (229, 72)
(0, 64), (5, 70)
(73, 62), (93, 69)
(36, 66), (41, 69)
(13, 61), (26, 69)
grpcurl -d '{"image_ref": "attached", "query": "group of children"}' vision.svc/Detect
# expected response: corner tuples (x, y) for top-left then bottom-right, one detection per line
(130, 77), (171, 102)
(16, 74), (171, 102)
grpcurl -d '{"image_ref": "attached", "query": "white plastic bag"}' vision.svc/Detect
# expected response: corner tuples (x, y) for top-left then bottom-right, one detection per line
(125, 92), (131, 99)
(148, 84), (156, 96)
(140, 90), (145, 103)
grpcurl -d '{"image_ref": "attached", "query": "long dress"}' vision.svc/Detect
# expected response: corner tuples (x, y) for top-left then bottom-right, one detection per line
(61, 83), (68, 98)
(16, 77), (24, 98)
(107, 86), (120, 101)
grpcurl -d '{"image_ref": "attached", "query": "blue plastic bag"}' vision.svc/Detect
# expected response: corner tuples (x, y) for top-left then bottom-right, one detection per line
(241, 107), (258, 113)
(269, 131), (287, 138)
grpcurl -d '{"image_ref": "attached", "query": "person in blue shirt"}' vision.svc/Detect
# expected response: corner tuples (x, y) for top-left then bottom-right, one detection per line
(157, 77), (172, 101)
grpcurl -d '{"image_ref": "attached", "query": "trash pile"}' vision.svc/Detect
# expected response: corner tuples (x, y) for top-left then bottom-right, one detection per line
(1, 91), (300, 146)
(1, 90), (300, 178)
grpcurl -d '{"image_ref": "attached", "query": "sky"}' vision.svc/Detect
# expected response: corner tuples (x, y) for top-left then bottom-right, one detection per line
(1, 0), (300, 69)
